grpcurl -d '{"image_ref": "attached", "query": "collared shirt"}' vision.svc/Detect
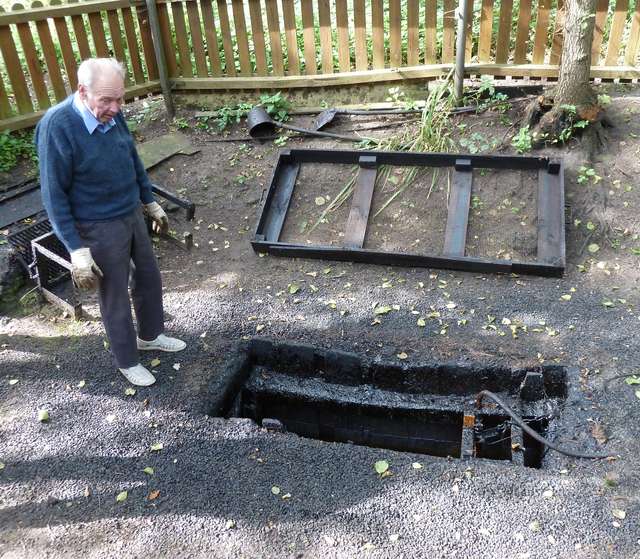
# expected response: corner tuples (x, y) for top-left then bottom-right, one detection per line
(72, 92), (116, 134)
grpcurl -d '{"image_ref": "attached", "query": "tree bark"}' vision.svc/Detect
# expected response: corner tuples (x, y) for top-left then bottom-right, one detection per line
(555, 0), (598, 107)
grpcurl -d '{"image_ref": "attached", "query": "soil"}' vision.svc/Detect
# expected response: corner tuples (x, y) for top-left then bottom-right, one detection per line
(1, 82), (639, 558)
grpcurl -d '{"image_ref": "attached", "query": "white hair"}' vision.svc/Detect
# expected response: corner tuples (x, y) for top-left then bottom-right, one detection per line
(77, 58), (126, 90)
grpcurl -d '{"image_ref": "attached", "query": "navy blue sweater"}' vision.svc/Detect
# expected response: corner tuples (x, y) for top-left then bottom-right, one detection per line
(35, 95), (155, 251)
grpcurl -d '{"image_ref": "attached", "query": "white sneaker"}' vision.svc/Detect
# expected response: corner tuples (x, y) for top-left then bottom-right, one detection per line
(137, 333), (186, 352)
(118, 364), (156, 386)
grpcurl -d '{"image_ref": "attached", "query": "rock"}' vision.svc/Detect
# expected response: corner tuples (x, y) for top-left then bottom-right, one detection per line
(0, 243), (26, 303)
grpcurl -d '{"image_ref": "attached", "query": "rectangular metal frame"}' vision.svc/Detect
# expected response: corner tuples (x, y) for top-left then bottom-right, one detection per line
(252, 149), (565, 277)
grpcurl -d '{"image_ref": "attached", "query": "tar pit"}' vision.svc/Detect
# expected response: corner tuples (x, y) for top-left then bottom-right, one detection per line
(209, 339), (573, 469)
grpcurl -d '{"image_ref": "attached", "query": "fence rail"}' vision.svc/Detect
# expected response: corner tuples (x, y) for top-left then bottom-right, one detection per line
(1, 0), (640, 131)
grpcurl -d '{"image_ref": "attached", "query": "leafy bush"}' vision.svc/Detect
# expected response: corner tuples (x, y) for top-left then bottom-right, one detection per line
(0, 130), (37, 172)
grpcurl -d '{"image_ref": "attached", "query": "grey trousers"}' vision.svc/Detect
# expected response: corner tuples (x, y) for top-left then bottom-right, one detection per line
(76, 207), (164, 368)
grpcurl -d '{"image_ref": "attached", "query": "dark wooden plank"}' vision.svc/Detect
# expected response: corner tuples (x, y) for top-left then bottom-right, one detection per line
(0, 20), (34, 114)
(33, 1), (67, 102)
(87, 9), (109, 57)
(67, 0), (91, 60)
(50, 0), (78, 90)
(537, 164), (565, 265)
(136, 5), (159, 80)
(200, 0), (222, 76)
(344, 156), (377, 248)
(261, 162), (301, 242)
(443, 163), (473, 256)
(185, 0), (209, 76)
(157, 2), (179, 78)
(171, 1), (193, 78)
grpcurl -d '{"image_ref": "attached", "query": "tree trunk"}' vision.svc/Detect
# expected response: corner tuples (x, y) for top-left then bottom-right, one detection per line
(555, 0), (598, 106)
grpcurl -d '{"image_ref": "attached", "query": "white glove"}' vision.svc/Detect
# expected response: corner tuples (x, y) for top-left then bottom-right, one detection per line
(144, 201), (169, 234)
(70, 248), (103, 290)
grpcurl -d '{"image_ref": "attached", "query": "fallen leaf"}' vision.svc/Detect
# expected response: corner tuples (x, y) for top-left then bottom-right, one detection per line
(612, 509), (626, 520)
(0, 462), (5, 470)
(288, 283), (300, 294)
(124, 387), (136, 396)
(624, 376), (640, 385)
(636, 390), (640, 400)
(38, 409), (49, 422)
(225, 519), (236, 530)
(172, 363), (181, 371)
(374, 460), (389, 475)
(542, 489), (554, 498)
(8, 379), (18, 385)
(389, 534), (400, 542)
(281, 493), (292, 500)
(115, 491), (128, 503)
(77, 380), (86, 388)
(412, 462), (423, 469)
(591, 423), (607, 445)
(256, 324), (265, 332)
(397, 352), (408, 360)
(528, 520), (541, 532)
(314, 196), (326, 206)
(143, 467), (154, 475)
(150, 358), (161, 368)
(588, 243), (600, 254)
(560, 294), (572, 301)
(150, 443), (164, 451)
(148, 490), (160, 501)
(374, 305), (393, 315)
(417, 318), (426, 327)
(446, 302), (457, 309)
(271, 486), (281, 495)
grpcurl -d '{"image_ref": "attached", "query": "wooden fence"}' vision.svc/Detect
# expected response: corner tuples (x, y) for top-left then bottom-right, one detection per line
(1, 0), (640, 131)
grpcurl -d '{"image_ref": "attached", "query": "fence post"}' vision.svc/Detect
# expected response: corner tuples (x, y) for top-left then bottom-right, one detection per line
(144, 0), (174, 118)
(454, 0), (470, 105)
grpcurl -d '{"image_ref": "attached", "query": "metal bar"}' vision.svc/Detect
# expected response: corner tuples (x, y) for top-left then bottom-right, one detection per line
(40, 287), (82, 320)
(151, 183), (195, 221)
(443, 159), (472, 256)
(344, 155), (377, 248)
(537, 160), (565, 265)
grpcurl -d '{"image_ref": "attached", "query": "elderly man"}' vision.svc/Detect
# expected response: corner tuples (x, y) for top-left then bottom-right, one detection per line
(35, 57), (185, 387)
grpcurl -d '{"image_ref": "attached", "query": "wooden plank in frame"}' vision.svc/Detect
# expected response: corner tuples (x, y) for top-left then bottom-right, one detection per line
(261, 161), (300, 242)
(443, 160), (473, 256)
(335, 0), (350, 72)
(67, 0), (91, 59)
(0, 22), (33, 113)
(371, 0), (384, 69)
(478, 0), (494, 63)
(407, 0), (419, 66)
(442, 0), (456, 63)
(136, 5), (159, 80)
(300, 0), (317, 74)
(106, 9), (128, 82)
(514, 0), (532, 64)
(86, 7), (109, 57)
(537, 161), (564, 265)
(49, 0), (78, 90)
(31, 0), (67, 102)
(353, 0), (367, 71)
(389, 0), (402, 67)
(157, 1), (178, 78)
(495, 0), (513, 64)
(121, 6), (145, 83)
(424, 0), (437, 64)
(216, 0), (237, 76)
(171, 2), (193, 78)
(344, 156), (378, 249)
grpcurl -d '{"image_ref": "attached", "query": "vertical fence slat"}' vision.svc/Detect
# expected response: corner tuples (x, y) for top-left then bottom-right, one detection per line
(217, 0), (237, 76)
(14, 4), (50, 109)
(248, 0), (268, 75)
(442, 0), (455, 63)
(50, 0), (78, 90)
(200, 0), (222, 76)
(157, 2), (178, 78)
(478, 0), (494, 63)
(465, 0), (473, 60)
(371, 0), (384, 68)
(136, 5), (159, 80)
(68, 0), (92, 59)
(0, 22), (33, 113)
(591, 0), (609, 64)
(0, 68), (11, 118)
(407, 0), (419, 66)
(265, 0), (284, 75)
(335, 0), (350, 71)
(318, 0), (333, 73)
(106, 10), (127, 81)
(495, 0), (513, 64)
(605, 0), (628, 66)
(549, 0), (564, 65)
(231, 0), (252, 75)
(32, 1), (67, 102)
(300, 0), (317, 74)
(533, 0), (551, 64)
(353, 0), (367, 70)
(282, 0), (301, 74)
(514, 0), (532, 64)
(389, 0), (402, 67)
(87, 9), (109, 57)
(624, 0), (640, 65)
(121, 6), (145, 83)
(424, 0), (436, 63)
(171, 2), (193, 78)
(186, 1), (209, 76)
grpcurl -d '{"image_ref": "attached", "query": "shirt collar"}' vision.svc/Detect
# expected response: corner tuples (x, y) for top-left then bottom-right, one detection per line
(72, 92), (116, 134)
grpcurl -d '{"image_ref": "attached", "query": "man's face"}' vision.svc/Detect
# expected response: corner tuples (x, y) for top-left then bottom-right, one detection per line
(78, 72), (125, 123)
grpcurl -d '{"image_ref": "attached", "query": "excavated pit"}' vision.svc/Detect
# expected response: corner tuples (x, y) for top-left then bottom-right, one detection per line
(208, 339), (571, 469)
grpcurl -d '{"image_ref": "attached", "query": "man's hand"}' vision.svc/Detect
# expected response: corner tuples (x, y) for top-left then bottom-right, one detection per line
(70, 248), (103, 290)
(144, 201), (169, 234)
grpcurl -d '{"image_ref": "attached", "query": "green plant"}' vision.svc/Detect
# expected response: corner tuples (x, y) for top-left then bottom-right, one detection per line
(258, 91), (290, 122)
(577, 166), (601, 184)
(173, 117), (190, 129)
(465, 76), (511, 112)
(511, 126), (533, 154)
(213, 102), (253, 131)
(0, 130), (37, 172)
(459, 132), (498, 154)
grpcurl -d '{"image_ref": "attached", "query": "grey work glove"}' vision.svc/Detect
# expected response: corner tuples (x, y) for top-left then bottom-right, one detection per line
(144, 201), (169, 234)
(70, 248), (104, 290)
